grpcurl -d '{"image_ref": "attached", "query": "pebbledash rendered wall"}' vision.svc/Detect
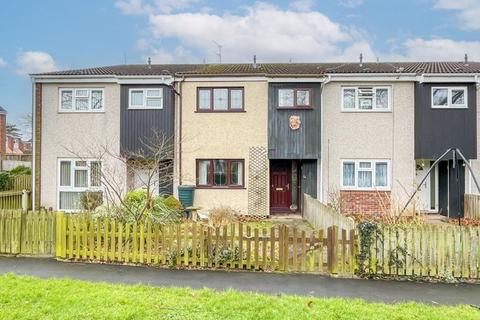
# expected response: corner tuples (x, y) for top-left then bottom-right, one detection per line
(40, 83), (127, 210)
(321, 81), (416, 215)
(179, 80), (269, 215)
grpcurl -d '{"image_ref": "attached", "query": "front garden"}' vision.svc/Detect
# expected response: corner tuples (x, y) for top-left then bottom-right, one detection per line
(0, 274), (477, 320)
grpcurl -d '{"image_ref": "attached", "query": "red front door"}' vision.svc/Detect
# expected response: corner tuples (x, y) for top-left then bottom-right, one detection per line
(270, 164), (292, 212)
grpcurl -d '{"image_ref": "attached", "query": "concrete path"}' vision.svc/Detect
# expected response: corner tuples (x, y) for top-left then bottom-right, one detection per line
(0, 256), (478, 306)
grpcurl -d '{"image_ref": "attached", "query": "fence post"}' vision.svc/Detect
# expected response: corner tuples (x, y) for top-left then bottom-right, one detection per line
(327, 226), (338, 274)
(55, 212), (66, 259)
(21, 190), (28, 211)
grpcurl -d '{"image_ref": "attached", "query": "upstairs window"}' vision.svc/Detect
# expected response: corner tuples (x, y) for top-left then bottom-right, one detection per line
(342, 87), (391, 111)
(197, 87), (244, 111)
(278, 88), (312, 108)
(129, 88), (163, 109)
(196, 159), (244, 188)
(341, 159), (390, 190)
(59, 88), (104, 112)
(431, 87), (467, 108)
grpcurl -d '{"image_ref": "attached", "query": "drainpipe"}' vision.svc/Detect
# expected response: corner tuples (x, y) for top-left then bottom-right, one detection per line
(319, 75), (331, 202)
(178, 75), (185, 186)
(31, 77), (36, 210)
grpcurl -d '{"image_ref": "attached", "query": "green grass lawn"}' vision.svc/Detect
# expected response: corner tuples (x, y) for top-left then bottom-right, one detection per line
(0, 274), (477, 320)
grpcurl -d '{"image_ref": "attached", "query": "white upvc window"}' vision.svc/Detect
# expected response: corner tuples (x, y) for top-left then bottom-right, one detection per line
(128, 88), (163, 109)
(341, 159), (390, 190)
(59, 88), (104, 112)
(58, 159), (103, 211)
(341, 86), (391, 111)
(431, 87), (467, 109)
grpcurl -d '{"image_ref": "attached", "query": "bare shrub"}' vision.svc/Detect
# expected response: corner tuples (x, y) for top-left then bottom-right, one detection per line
(208, 206), (239, 228)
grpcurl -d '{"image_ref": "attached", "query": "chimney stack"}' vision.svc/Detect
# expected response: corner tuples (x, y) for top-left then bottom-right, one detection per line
(359, 53), (363, 67)
(464, 53), (469, 66)
(147, 57), (152, 69)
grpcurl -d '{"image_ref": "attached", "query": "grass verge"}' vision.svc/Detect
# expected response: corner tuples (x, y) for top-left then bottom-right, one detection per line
(0, 273), (477, 320)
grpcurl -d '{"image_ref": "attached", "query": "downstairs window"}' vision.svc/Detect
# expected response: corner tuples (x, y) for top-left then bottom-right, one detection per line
(196, 159), (244, 188)
(341, 160), (390, 190)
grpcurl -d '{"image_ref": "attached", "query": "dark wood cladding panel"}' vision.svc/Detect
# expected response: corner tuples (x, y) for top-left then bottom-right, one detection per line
(120, 84), (175, 157)
(268, 83), (321, 159)
(414, 83), (477, 160)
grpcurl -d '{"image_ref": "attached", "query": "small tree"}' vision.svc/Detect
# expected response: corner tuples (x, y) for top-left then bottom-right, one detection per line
(64, 130), (177, 222)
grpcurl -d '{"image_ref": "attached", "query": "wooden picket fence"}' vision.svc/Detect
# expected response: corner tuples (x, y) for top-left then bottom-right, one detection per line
(11, 175), (32, 191)
(55, 213), (357, 275)
(0, 210), (55, 256)
(359, 224), (480, 279)
(0, 175), (32, 210)
(464, 194), (480, 219)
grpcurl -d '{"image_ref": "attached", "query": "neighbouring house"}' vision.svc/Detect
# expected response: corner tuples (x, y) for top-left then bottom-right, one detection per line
(31, 60), (480, 218)
(0, 106), (32, 170)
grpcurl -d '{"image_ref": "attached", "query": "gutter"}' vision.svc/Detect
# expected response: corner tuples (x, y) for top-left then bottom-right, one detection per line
(176, 75), (186, 186)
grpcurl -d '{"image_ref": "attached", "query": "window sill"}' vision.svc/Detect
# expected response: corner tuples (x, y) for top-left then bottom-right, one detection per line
(58, 111), (105, 114)
(195, 110), (246, 113)
(431, 106), (468, 109)
(340, 188), (391, 192)
(341, 109), (391, 113)
(128, 107), (164, 110)
(276, 107), (313, 110)
(195, 186), (246, 190)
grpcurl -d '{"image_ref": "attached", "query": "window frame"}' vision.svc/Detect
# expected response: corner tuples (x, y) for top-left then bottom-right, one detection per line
(128, 88), (164, 110)
(277, 88), (313, 109)
(340, 159), (391, 191)
(196, 87), (245, 112)
(341, 86), (391, 112)
(195, 159), (245, 188)
(58, 88), (105, 113)
(57, 158), (103, 211)
(431, 86), (468, 109)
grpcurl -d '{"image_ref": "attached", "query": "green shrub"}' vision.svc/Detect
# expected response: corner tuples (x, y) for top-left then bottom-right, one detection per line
(161, 195), (183, 211)
(92, 189), (182, 224)
(0, 172), (13, 191)
(9, 165), (31, 176)
(80, 191), (103, 211)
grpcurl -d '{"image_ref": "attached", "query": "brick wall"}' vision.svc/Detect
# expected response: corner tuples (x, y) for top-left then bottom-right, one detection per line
(340, 190), (390, 215)
(0, 113), (6, 156)
(34, 82), (42, 209)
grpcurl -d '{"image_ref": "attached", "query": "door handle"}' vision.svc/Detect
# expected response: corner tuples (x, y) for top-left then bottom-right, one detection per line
(286, 183), (290, 191)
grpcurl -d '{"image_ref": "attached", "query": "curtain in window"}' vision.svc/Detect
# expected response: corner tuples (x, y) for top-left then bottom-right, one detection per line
(230, 161), (243, 185)
(61, 91), (73, 110)
(375, 89), (388, 109)
(130, 90), (144, 106)
(452, 89), (465, 105)
(213, 89), (228, 110)
(91, 90), (103, 110)
(278, 89), (294, 107)
(342, 89), (355, 109)
(198, 89), (211, 109)
(230, 89), (243, 109)
(358, 171), (372, 188)
(59, 192), (82, 210)
(433, 89), (448, 106)
(198, 160), (210, 185)
(90, 161), (102, 187)
(74, 169), (88, 188)
(343, 162), (355, 186)
(296, 90), (310, 106)
(60, 161), (71, 186)
(375, 162), (388, 187)
(213, 160), (227, 185)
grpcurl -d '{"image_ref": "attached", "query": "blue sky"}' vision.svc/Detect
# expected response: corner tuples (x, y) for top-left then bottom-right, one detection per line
(1, 0), (479, 130)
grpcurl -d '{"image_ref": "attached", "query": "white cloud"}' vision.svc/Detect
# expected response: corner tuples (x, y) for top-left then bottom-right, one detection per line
(0, 58), (6, 67)
(339, 0), (364, 8)
(398, 38), (480, 61)
(289, 0), (313, 12)
(434, 0), (480, 30)
(145, 2), (375, 63)
(16, 51), (58, 75)
(116, 0), (198, 15)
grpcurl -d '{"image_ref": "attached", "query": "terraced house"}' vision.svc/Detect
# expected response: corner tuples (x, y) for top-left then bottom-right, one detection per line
(31, 61), (480, 218)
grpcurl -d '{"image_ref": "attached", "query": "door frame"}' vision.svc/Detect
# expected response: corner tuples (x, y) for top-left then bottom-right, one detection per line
(415, 160), (439, 213)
